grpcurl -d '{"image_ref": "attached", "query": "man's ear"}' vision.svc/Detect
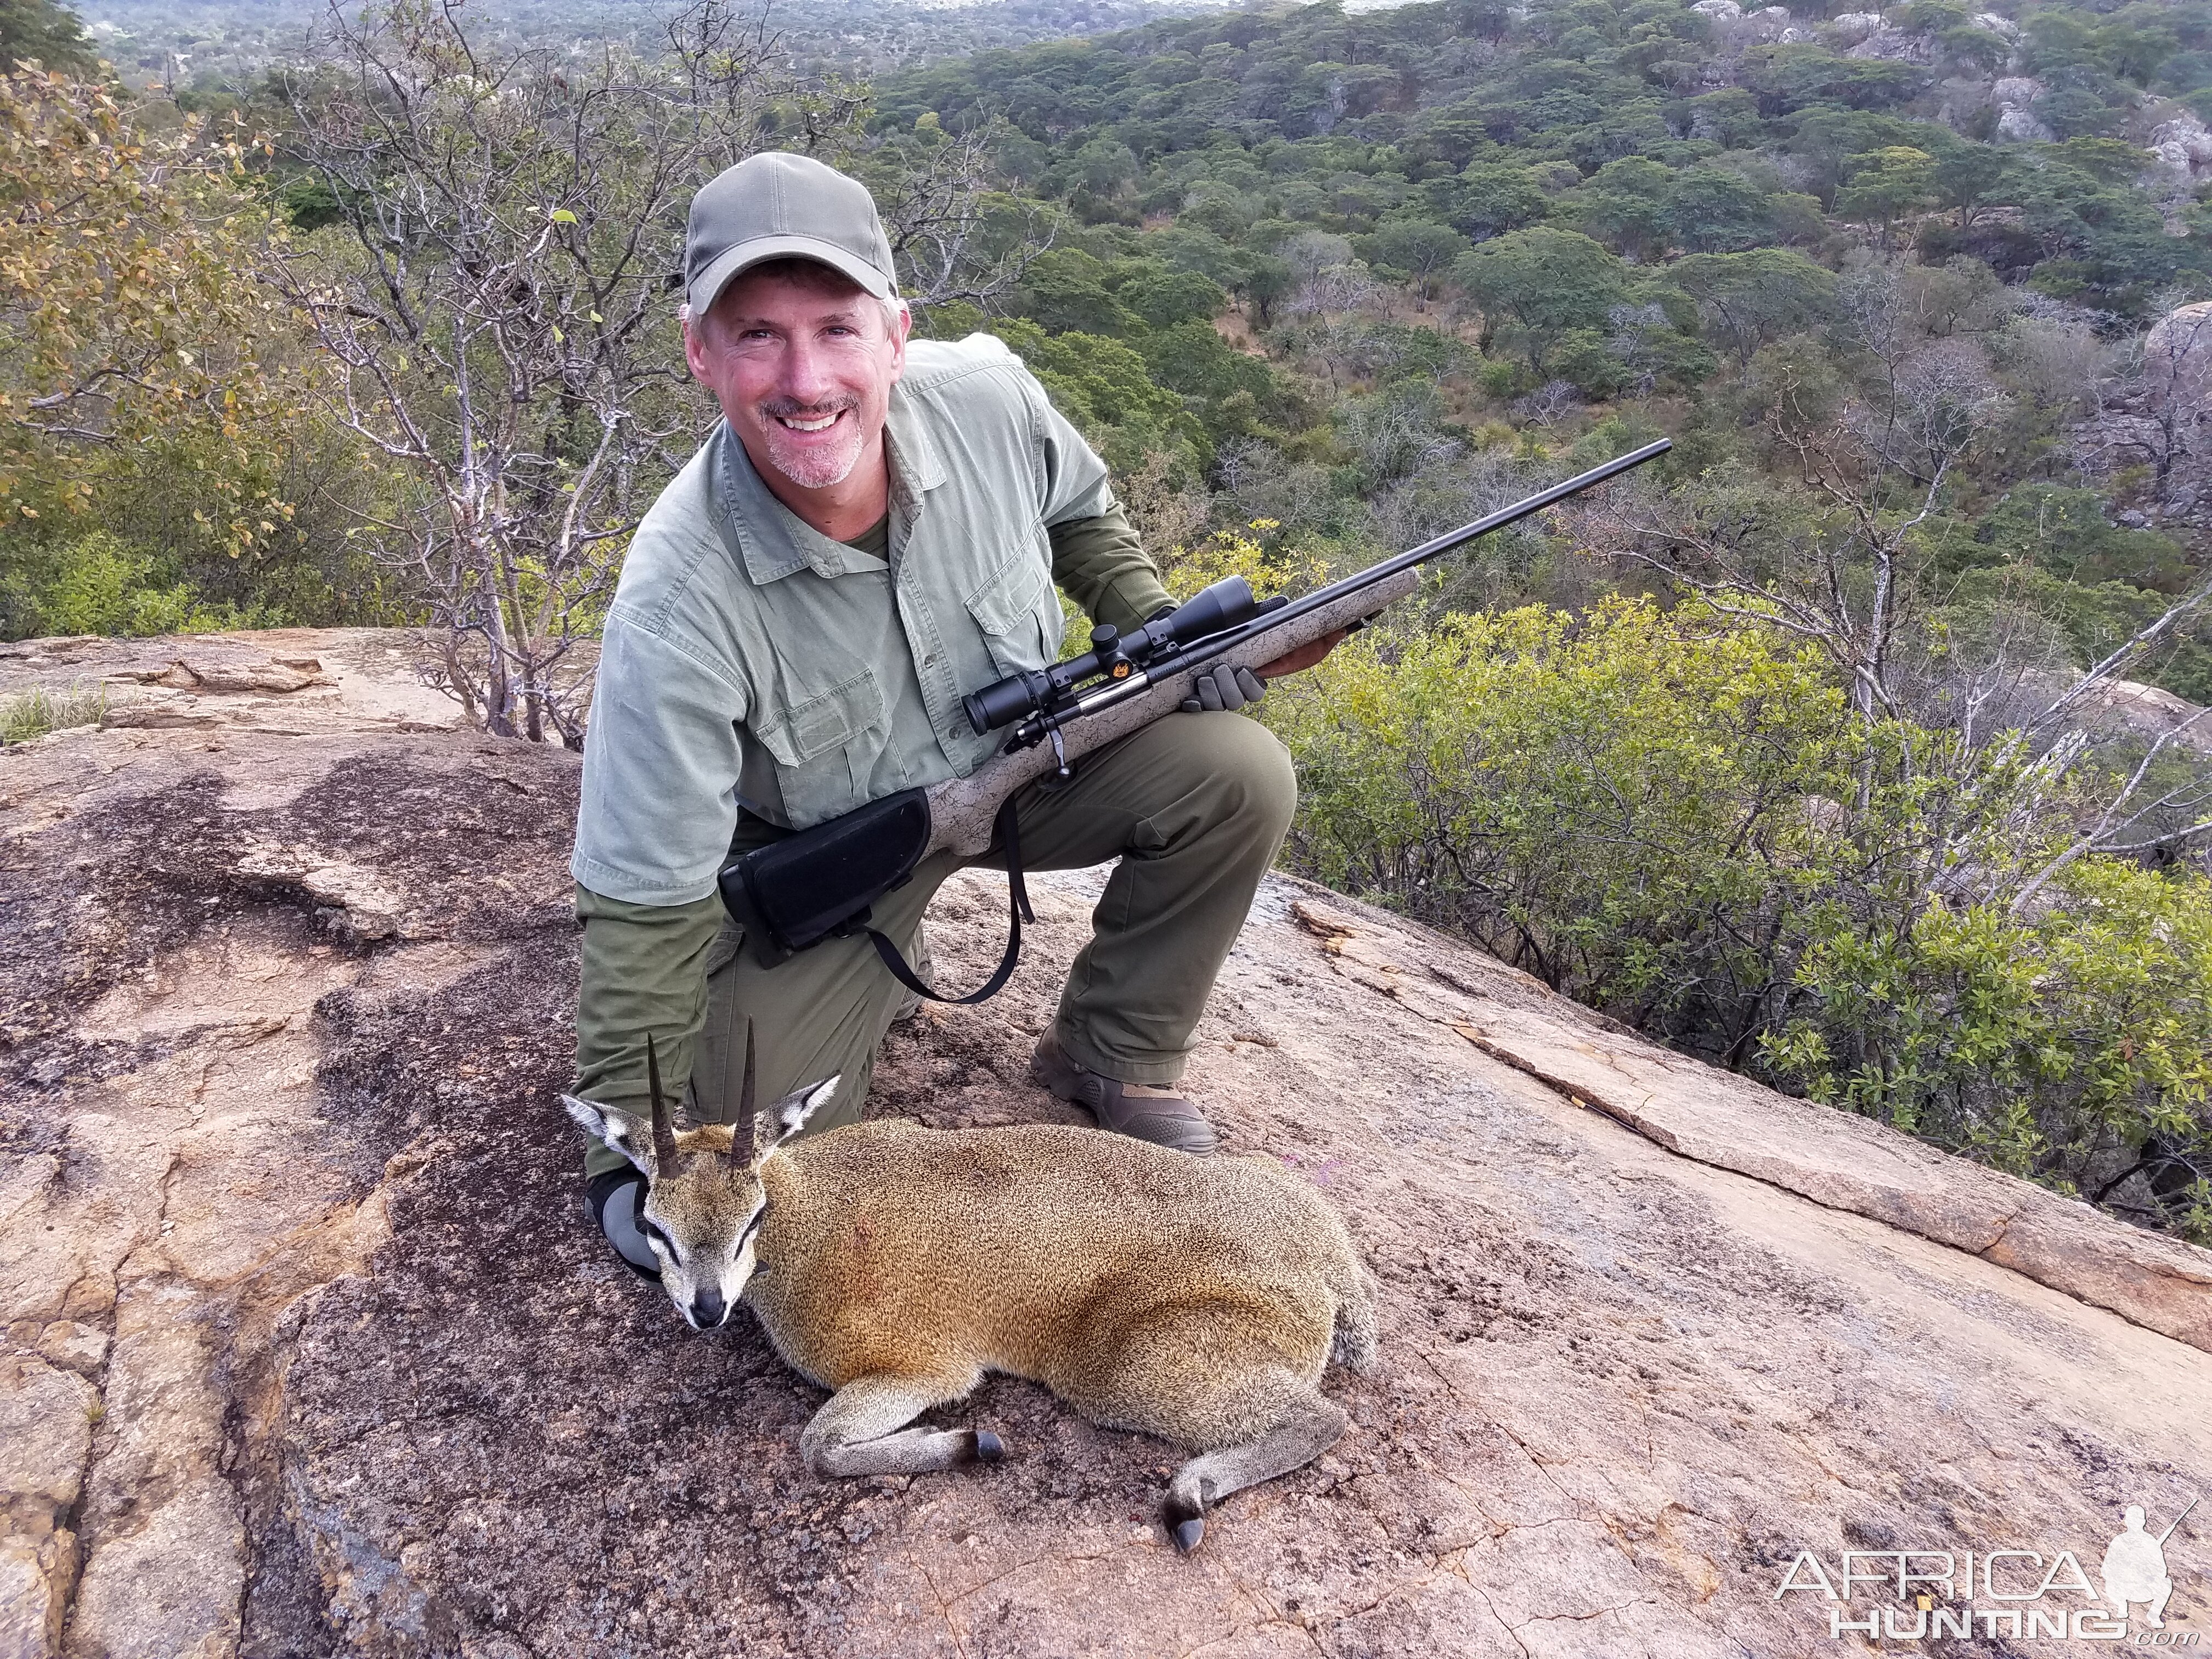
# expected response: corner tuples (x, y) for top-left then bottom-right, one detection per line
(561, 1094), (652, 1175)
(884, 300), (910, 382)
(682, 309), (716, 387)
(753, 1076), (839, 1159)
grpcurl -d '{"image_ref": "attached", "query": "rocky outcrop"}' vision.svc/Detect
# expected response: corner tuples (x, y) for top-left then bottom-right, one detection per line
(2152, 112), (2212, 185)
(3, 631), (2209, 1657)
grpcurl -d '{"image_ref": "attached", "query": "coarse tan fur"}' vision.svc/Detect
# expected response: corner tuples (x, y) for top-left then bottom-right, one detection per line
(564, 1063), (1377, 1554)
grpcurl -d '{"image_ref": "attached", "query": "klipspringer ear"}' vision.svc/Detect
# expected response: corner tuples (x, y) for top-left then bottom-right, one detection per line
(560, 1094), (654, 1174)
(754, 1076), (839, 1159)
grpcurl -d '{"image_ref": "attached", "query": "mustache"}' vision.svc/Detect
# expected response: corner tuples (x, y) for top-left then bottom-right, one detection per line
(759, 394), (858, 421)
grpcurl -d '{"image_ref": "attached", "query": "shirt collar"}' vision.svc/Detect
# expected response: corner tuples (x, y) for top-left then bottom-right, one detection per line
(713, 383), (944, 587)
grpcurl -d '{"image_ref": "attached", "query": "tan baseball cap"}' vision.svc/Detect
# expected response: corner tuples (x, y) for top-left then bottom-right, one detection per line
(685, 151), (899, 319)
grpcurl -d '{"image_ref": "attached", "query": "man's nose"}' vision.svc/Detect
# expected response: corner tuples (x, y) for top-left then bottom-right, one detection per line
(777, 338), (838, 407)
(692, 1285), (727, 1329)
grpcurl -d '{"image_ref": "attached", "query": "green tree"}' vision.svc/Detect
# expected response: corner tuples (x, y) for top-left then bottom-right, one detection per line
(1016, 248), (1142, 335)
(1431, 160), (1551, 241)
(1452, 226), (1628, 368)
(1672, 249), (1837, 365)
(1114, 263), (1226, 330)
(1238, 255), (1296, 324)
(1836, 146), (1938, 247)
(987, 318), (1205, 477)
(1261, 597), (2212, 1240)
(1667, 166), (1776, 253)
(0, 0), (92, 72)
(1353, 218), (1468, 300)
(0, 68), (302, 555)
(1931, 142), (2006, 229)
(1565, 156), (1675, 261)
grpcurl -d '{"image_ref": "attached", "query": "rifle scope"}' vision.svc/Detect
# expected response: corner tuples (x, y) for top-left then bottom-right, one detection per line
(962, 436), (1672, 741)
(962, 574), (1273, 735)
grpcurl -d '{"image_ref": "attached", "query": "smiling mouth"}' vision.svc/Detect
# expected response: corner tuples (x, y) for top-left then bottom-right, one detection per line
(774, 410), (845, 433)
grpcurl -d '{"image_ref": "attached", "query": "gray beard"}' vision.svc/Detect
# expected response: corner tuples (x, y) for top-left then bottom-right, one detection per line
(759, 414), (865, 490)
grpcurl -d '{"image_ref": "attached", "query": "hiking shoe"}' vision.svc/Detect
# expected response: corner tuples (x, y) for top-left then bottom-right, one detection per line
(1029, 1030), (1218, 1155)
(586, 1169), (662, 1280)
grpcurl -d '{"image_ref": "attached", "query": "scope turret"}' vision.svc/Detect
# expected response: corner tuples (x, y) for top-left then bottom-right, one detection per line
(960, 575), (1266, 736)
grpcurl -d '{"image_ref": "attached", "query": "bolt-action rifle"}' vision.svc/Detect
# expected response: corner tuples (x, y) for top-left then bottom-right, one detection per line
(718, 438), (1671, 1002)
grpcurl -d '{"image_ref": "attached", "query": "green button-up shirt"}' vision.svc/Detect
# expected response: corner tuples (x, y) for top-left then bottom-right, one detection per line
(572, 332), (1170, 906)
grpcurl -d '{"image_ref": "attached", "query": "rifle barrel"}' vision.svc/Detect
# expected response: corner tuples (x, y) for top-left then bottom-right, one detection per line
(2155, 1494), (2199, 1545)
(1006, 436), (1671, 748)
(1150, 435), (1671, 678)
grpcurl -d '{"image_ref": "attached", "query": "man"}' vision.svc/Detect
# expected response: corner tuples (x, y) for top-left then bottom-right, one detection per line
(2101, 1505), (2176, 1629)
(569, 152), (1334, 1277)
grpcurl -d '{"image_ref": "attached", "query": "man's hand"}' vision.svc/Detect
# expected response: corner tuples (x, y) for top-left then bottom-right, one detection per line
(1179, 628), (1350, 713)
(1255, 628), (1347, 680)
(1181, 664), (1266, 713)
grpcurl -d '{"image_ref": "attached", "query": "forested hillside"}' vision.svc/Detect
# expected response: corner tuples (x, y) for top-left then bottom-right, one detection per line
(880, 0), (2212, 692)
(3, 0), (2209, 1238)
(48, 0), (1215, 94)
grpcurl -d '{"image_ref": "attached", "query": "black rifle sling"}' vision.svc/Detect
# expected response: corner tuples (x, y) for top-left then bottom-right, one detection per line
(864, 792), (1034, 1005)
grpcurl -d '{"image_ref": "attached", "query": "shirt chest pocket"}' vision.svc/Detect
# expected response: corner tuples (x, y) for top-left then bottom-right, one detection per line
(964, 541), (1063, 678)
(749, 669), (894, 830)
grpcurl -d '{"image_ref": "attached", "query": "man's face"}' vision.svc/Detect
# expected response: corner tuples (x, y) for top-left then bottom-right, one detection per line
(685, 266), (909, 494)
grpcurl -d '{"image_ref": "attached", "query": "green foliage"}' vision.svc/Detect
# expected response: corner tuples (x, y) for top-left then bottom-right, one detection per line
(1430, 162), (1553, 242)
(1942, 563), (2212, 703)
(1673, 249), (1837, 365)
(2, 529), (263, 638)
(1549, 329), (1632, 399)
(1668, 166), (1784, 253)
(0, 69), (397, 640)
(1771, 859), (2212, 1240)
(1262, 596), (2212, 1239)
(0, 0), (93, 72)
(1562, 156), (1676, 261)
(974, 315), (1205, 479)
(1115, 263), (1224, 330)
(1015, 247), (1140, 336)
(0, 69), (301, 545)
(1742, 45), (1927, 115)
(1970, 486), (2192, 590)
(1836, 145), (1938, 245)
(878, 0), (2211, 314)
(1352, 219), (1468, 296)
(1453, 227), (1628, 366)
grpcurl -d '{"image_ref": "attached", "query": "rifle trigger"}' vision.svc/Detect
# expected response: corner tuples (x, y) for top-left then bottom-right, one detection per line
(1039, 725), (1075, 792)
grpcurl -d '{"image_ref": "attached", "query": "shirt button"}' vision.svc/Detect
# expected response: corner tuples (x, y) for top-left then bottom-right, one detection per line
(922, 653), (939, 667)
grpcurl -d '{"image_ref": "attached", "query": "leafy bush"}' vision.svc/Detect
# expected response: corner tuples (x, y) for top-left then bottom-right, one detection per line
(1257, 595), (2212, 1238)
(3, 532), (260, 639)
(1769, 857), (2212, 1240)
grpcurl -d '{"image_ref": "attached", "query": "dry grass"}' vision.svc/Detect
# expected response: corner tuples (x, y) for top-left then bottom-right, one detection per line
(0, 680), (110, 745)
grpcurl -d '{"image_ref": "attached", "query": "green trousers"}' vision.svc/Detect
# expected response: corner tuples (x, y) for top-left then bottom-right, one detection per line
(572, 710), (1296, 1177)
